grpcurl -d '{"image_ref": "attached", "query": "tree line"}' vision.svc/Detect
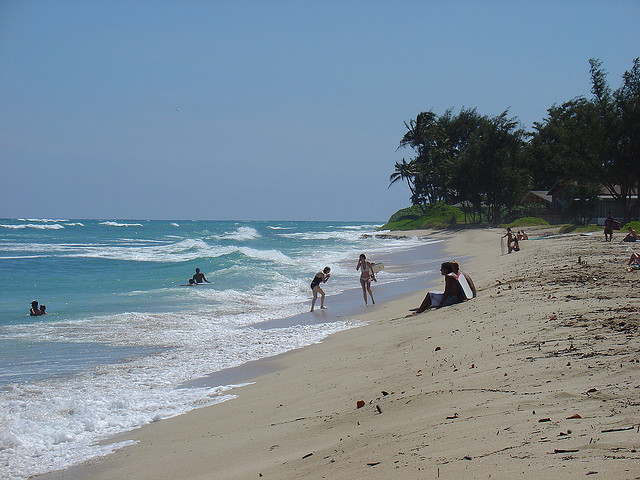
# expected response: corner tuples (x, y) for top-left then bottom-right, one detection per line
(389, 58), (640, 224)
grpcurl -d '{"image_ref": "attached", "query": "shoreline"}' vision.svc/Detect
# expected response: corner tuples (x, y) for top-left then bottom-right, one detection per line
(39, 228), (640, 479)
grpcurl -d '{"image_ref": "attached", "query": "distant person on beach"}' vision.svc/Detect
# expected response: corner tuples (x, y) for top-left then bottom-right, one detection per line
(627, 252), (640, 268)
(517, 230), (528, 241)
(623, 227), (638, 242)
(409, 262), (463, 314)
(604, 212), (614, 242)
(356, 254), (376, 306)
(310, 266), (331, 312)
(192, 268), (210, 284)
(451, 261), (477, 298)
(30, 301), (41, 316)
(503, 228), (518, 253)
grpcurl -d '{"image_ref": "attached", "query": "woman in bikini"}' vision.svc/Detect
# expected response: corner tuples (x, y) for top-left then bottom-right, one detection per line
(310, 266), (331, 312)
(356, 254), (376, 306)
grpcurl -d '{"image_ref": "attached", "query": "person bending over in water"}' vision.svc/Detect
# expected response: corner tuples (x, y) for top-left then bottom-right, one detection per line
(30, 301), (41, 316)
(192, 268), (210, 284)
(409, 262), (463, 314)
(310, 267), (331, 312)
(356, 254), (376, 306)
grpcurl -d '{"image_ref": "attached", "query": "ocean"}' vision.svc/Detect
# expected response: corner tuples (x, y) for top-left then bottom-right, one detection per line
(0, 219), (445, 479)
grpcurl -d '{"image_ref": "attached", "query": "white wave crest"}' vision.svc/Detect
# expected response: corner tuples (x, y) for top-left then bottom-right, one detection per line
(1, 223), (65, 230)
(216, 226), (261, 241)
(18, 218), (69, 223)
(99, 221), (144, 227)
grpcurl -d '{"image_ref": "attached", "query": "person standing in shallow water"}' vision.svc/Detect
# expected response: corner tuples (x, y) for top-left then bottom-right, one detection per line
(310, 267), (331, 312)
(356, 254), (376, 306)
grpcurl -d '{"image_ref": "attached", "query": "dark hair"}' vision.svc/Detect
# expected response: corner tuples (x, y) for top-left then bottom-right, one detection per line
(31, 301), (39, 307)
(440, 262), (454, 274)
(323, 266), (331, 273)
(359, 253), (366, 259)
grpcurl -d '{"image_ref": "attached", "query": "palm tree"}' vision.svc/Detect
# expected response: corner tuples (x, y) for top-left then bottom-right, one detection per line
(389, 158), (417, 197)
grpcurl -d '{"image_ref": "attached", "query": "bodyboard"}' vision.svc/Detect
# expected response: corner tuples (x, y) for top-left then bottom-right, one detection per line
(457, 274), (474, 300)
(500, 237), (506, 255)
(371, 262), (384, 274)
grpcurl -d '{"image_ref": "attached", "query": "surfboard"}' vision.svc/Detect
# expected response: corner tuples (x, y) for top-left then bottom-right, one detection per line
(500, 237), (506, 255)
(457, 274), (474, 300)
(371, 262), (384, 274)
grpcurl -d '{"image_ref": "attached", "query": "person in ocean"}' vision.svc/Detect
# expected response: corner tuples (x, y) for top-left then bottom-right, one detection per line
(408, 262), (463, 314)
(192, 268), (210, 284)
(30, 301), (41, 316)
(310, 266), (331, 312)
(39, 305), (47, 315)
(356, 253), (376, 306)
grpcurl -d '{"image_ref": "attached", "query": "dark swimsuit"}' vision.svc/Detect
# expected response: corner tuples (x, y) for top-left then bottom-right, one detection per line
(310, 274), (323, 290)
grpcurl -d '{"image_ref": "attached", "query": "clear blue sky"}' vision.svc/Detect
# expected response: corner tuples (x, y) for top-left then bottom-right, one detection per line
(1, 1), (638, 221)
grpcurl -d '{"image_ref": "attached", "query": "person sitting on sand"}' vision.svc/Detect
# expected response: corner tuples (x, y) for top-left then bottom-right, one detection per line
(356, 254), (376, 306)
(192, 268), (210, 284)
(623, 227), (638, 242)
(409, 262), (463, 314)
(627, 252), (640, 268)
(517, 230), (528, 241)
(450, 261), (476, 298)
(310, 266), (331, 312)
(30, 301), (41, 316)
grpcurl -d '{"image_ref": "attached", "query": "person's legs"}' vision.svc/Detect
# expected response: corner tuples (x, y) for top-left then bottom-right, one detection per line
(366, 283), (375, 304)
(412, 293), (433, 313)
(360, 279), (368, 304)
(319, 286), (326, 309)
(311, 287), (319, 311)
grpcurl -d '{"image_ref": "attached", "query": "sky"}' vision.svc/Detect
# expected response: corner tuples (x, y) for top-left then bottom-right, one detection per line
(1, 1), (638, 222)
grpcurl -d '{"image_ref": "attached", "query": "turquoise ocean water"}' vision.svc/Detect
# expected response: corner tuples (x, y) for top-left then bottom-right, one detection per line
(0, 219), (444, 479)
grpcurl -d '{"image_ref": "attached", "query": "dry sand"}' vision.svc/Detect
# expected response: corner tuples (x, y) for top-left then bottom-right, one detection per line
(43, 228), (639, 479)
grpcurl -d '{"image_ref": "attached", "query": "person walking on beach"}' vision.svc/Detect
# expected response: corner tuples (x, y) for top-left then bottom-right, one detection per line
(310, 267), (331, 312)
(503, 228), (519, 253)
(356, 254), (376, 306)
(192, 268), (210, 284)
(604, 212), (615, 242)
(30, 301), (41, 316)
(408, 262), (463, 314)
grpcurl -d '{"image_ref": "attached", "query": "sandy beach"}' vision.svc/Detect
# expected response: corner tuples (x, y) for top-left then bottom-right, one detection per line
(43, 228), (639, 480)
